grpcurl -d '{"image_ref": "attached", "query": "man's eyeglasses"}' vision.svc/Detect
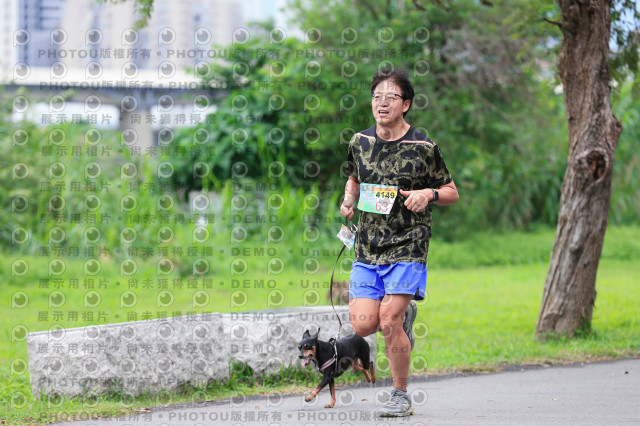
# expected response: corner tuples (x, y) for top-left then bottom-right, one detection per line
(371, 93), (404, 103)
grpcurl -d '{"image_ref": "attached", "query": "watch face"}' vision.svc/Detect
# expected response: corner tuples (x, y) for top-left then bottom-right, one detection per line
(433, 190), (439, 201)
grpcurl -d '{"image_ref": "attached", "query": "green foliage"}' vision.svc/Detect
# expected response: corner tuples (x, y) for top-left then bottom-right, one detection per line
(154, 1), (573, 239)
(0, 117), (198, 259)
(104, 0), (639, 239)
(258, 364), (318, 388)
(611, 81), (640, 224)
(160, 23), (363, 194)
(228, 359), (255, 386)
(610, 0), (640, 89)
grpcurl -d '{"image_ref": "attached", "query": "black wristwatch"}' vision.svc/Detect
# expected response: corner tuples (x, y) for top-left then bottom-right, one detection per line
(431, 189), (439, 203)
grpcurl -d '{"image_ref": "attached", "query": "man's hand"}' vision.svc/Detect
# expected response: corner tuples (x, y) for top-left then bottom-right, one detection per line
(340, 194), (356, 220)
(341, 177), (360, 220)
(399, 189), (431, 212)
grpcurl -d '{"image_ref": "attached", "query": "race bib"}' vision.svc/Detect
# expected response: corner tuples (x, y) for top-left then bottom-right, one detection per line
(357, 183), (398, 214)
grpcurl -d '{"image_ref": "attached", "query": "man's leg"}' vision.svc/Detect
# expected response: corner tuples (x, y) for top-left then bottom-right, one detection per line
(348, 262), (384, 336)
(379, 294), (413, 391)
(403, 300), (418, 350)
(349, 298), (381, 336)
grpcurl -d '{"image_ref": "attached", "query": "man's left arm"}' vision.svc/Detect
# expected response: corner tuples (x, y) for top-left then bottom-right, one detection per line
(432, 180), (459, 206)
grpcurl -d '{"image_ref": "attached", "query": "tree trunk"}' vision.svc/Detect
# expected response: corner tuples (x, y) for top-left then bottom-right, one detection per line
(536, 0), (622, 337)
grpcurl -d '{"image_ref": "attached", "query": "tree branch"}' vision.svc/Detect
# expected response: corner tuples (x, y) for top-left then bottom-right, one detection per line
(544, 17), (563, 28)
(357, 0), (379, 21)
(430, 0), (451, 13)
(412, 0), (426, 11)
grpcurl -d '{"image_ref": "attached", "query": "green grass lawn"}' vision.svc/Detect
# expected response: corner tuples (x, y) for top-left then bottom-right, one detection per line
(421, 259), (639, 371)
(1, 226), (639, 424)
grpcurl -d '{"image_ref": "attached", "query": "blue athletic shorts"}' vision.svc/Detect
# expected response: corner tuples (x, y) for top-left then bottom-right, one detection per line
(349, 261), (427, 301)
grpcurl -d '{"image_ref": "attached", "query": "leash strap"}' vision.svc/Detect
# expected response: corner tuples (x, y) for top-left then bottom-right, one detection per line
(329, 218), (357, 341)
(329, 245), (346, 337)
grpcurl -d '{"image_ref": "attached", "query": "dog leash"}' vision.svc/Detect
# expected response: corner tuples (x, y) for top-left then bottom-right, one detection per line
(329, 218), (357, 343)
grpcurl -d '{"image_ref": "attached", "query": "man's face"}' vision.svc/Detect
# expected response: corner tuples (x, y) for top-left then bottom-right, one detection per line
(371, 79), (410, 127)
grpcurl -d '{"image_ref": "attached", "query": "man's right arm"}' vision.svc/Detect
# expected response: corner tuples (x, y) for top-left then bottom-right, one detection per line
(340, 176), (360, 220)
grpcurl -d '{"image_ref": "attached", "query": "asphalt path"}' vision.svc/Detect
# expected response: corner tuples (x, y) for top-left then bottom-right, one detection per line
(52, 358), (640, 426)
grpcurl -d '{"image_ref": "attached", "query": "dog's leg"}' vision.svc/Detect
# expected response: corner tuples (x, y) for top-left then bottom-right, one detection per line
(305, 387), (319, 402)
(369, 363), (376, 384)
(352, 358), (372, 383)
(351, 358), (361, 372)
(305, 376), (330, 403)
(325, 379), (336, 408)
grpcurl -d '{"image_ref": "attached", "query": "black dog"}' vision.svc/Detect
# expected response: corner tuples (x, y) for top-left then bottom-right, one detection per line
(298, 328), (375, 408)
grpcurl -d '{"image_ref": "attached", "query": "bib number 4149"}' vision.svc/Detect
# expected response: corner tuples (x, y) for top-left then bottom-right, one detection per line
(358, 183), (398, 215)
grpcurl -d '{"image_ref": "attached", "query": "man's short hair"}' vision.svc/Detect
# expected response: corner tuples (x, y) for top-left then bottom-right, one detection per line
(370, 68), (415, 117)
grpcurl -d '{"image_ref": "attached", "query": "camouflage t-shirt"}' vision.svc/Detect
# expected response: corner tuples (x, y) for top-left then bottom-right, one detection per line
(346, 125), (452, 265)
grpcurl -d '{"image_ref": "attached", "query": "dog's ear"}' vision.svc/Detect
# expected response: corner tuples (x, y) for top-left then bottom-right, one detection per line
(303, 329), (311, 339)
(312, 327), (320, 340)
